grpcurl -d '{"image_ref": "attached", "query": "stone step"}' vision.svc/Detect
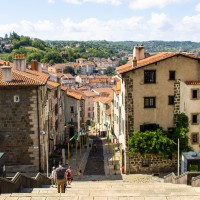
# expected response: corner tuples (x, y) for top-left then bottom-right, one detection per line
(2, 184), (200, 199)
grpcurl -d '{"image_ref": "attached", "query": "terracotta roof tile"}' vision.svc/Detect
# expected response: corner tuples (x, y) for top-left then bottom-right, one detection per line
(90, 79), (107, 83)
(48, 71), (64, 78)
(63, 73), (74, 78)
(116, 52), (200, 74)
(47, 81), (60, 89)
(0, 67), (49, 87)
(67, 88), (83, 100)
(61, 86), (68, 91)
(92, 87), (113, 94)
(185, 81), (200, 85)
(83, 90), (98, 97)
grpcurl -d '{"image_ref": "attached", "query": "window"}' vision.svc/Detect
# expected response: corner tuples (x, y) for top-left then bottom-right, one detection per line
(70, 106), (74, 113)
(192, 114), (199, 124)
(168, 96), (174, 105)
(144, 97), (156, 108)
(88, 113), (91, 118)
(88, 107), (90, 111)
(14, 95), (20, 103)
(192, 89), (199, 99)
(140, 124), (159, 132)
(169, 71), (176, 80)
(191, 133), (199, 144)
(144, 70), (156, 83)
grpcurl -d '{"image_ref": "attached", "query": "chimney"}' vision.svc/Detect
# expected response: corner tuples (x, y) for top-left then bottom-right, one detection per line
(37, 62), (42, 72)
(13, 54), (26, 72)
(30, 60), (38, 71)
(133, 44), (145, 61)
(132, 57), (137, 68)
(2, 62), (12, 82)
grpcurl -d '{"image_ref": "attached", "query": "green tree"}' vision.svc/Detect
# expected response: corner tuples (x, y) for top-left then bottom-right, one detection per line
(174, 113), (192, 152)
(27, 52), (44, 63)
(63, 66), (75, 75)
(32, 38), (46, 50)
(105, 66), (115, 76)
(43, 51), (63, 63)
(128, 129), (175, 158)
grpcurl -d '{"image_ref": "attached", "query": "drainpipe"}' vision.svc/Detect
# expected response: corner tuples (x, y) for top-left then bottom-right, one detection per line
(36, 87), (41, 171)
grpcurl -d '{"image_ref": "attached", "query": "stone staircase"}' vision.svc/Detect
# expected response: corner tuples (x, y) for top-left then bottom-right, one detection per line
(1, 175), (200, 199)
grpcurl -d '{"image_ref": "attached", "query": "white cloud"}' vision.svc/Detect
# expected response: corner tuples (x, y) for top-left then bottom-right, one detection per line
(0, 13), (200, 41)
(0, 20), (55, 40)
(63, 0), (122, 6)
(148, 12), (172, 30)
(60, 17), (144, 40)
(195, 3), (200, 12)
(129, 0), (185, 10)
(48, 0), (55, 3)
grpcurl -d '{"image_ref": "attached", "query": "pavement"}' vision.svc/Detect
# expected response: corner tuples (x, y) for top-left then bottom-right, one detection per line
(67, 133), (122, 181)
(1, 133), (200, 199)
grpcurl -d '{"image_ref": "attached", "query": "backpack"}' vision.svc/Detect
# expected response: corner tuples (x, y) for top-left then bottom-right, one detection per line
(56, 168), (65, 179)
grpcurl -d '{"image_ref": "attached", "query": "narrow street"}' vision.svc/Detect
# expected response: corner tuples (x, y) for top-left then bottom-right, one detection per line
(83, 135), (105, 175)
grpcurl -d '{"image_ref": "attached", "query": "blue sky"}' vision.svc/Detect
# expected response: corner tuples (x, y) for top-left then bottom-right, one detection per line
(0, 0), (200, 41)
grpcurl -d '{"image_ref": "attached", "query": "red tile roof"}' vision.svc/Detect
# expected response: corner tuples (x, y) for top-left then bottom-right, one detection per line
(61, 86), (68, 91)
(63, 73), (74, 79)
(0, 67), (49, 87)
(92, 87), (113, 94)
(83, 90), (98, 97)
(116, 52), (200, 74)
(47, 81), (60, 89)
(185, 81), (200, 85)
(66, 88), (84, 100)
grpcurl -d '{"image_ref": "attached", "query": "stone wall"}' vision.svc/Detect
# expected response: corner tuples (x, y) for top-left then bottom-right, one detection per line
(0, 87), (40, 173)
(127, 153), (177, 174)
(174, 80), (181, 125)
(127, 77), (134, 134)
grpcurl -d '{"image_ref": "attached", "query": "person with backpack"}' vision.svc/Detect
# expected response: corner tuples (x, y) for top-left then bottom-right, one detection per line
(66, 166), (73, 185)
(54, 162), (67, 193)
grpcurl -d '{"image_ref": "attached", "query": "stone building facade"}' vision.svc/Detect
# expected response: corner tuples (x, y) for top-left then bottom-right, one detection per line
(0, 56), (49, 174)
(117, 47), (200, 174)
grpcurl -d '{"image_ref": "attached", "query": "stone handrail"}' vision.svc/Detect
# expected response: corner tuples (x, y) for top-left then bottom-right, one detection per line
(164, 172), (200, 185)
(163, 172), (176, 184)
(191, 175), (200, 187)
(0, 172), (51, 194)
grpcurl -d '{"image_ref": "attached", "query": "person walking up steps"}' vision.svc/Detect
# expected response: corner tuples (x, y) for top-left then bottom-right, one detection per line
(66, 166), (73, 185)
(54, 162), (67, 193)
